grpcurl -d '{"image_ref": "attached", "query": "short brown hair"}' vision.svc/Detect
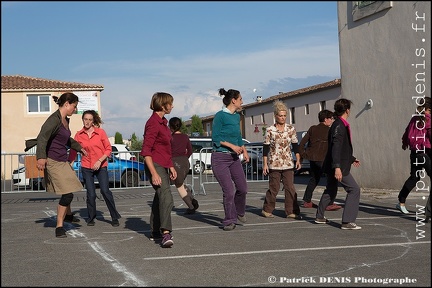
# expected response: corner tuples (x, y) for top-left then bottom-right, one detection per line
(150, 92), (173, 112)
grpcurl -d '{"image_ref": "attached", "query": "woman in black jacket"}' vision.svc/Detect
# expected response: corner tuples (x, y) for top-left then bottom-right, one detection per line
(315, 98), (362, 230)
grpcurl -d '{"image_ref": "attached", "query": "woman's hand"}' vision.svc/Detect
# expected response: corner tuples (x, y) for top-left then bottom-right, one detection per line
(242, 149), (250, 163)
(36, 158), (47, 170)
(231, 144), (243, 155)
(151, 172), (162, 186)
(334, 167), (342, 182)
(169, 167), (177, 180)
(93, 159), (102, 171)
(262, 163), (269, 176)
(295, 161), (302, 171)
(353, 159), (360, 167)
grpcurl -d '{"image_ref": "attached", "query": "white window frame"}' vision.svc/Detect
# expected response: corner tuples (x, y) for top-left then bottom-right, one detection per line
(27, 94), (51, 114)
(290, 107), (295, 124)
(320, 101), (326, 111)
(352, 1), (393, 22)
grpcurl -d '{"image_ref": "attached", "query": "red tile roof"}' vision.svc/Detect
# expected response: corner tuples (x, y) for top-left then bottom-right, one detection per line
(242, 78), (341, 108)
(1, 75), (104, 91)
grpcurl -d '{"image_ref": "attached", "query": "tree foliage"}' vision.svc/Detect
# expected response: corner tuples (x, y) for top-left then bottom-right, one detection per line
(190, 114), (204, 136)
(114, 132), (123, 144)
(129, 132), (143, 152)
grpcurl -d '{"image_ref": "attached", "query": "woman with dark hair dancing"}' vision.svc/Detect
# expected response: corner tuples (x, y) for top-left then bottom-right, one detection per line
(169, 117), (199, 214)
(211, 88), (249, 231)
(30, 92), (87, 238)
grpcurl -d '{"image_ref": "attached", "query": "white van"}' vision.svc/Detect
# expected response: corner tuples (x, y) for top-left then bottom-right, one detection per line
(189, 137), (213, 174)
(111, 144), (136, 161)
(188, 137), (250, 174)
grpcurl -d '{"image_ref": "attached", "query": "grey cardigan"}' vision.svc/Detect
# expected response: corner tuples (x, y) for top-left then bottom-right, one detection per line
(25, 109), (83, 160)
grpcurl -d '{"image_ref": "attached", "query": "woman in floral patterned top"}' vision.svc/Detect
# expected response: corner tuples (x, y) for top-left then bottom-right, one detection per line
(261, 100), (302, 220)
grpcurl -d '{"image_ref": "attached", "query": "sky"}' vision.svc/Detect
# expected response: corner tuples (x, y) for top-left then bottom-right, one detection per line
(1, 1), (340, 139)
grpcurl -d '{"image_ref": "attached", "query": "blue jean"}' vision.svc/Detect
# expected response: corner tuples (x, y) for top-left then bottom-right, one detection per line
(211, 152), (248, 226)
(81, 167), (121, 222)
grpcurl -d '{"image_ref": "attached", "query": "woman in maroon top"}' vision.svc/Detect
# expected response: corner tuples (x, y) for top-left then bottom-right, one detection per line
(169, 117), (199, 214)
(140, 92), (177, 248)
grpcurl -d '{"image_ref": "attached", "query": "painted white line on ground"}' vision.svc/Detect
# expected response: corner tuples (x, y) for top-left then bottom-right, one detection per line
(43, 209), (147, 286)
(90, 241), (147, 286)
(142, 241), (430, 261)
(103, 215), (419, 235)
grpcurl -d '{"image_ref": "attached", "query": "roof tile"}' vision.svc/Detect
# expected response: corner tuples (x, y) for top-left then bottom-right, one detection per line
(1, 75), (104, 91)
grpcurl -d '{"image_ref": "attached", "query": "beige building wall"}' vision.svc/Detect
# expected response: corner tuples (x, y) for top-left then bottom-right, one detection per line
(1, 90), (101, 180)
(337, 2), (431, 189)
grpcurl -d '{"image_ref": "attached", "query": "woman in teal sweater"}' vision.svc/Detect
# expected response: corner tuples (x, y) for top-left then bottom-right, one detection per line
(211, 88), (249, 231)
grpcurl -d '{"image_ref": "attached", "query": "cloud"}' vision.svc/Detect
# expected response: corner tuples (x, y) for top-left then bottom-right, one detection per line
(80, 41), (340, 138)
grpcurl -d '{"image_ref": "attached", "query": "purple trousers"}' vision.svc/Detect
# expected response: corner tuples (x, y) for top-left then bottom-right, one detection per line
(211, 152), (248, 226)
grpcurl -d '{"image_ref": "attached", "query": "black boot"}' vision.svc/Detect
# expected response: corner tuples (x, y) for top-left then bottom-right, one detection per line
(184, 184), (198, 214)
(64, 213), (80, 223)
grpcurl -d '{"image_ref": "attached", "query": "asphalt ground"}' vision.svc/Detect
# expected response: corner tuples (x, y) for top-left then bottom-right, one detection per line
(1, 175), (431, 287)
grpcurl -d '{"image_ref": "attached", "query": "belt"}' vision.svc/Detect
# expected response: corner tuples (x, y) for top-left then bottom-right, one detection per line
(213, 150), (233, 154)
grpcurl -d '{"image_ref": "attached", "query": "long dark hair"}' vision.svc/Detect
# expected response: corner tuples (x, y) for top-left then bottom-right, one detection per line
(169, 117), (182, 134)
(52, 92), (79, 107)
(219, 88), (240, 107)
(82, 110), (103, 128)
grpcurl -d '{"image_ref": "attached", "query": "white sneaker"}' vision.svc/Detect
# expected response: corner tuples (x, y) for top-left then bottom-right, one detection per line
(396, 203), (410, 214)
(341, 223), (362, 230)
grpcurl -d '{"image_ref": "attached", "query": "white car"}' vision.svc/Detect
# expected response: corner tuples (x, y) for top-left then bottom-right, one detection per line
(188, 138), (250, 174)
(111, 144), (136, 161)
(12, 165), (44, 190)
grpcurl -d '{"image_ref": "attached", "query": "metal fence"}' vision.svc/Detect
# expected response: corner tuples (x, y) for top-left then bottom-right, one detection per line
(194, 144), (268, 195)
(1, 151), (153, 193)
(1, 145), (267, 194)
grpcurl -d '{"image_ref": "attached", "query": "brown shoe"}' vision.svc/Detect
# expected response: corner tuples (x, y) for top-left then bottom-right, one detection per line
(287, 214), (303, 220)
(326, 204), (342, 211)
(302, 201), (317, 208)
(261, 210), (274, 218)
(237, 214), (247, 223)
(315, 217), (330, 224)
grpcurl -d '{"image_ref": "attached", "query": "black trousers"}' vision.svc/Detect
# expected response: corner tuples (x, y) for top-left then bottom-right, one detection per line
(398, 151), (431, 204)
(302, 161), (324, 202)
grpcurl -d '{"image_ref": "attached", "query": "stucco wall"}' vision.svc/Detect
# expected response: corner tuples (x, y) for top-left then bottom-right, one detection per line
(243, 86), (341, 143)
(1, 91), (101, 180)
(338, 2), (431, 190)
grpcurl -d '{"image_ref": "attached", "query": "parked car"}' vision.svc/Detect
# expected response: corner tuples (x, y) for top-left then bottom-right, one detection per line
(12, 153), (147, 190)
(111, 144), (136, 161)
(240, 143), (263, 173)
(71, 153), (146, 187)
(188, 137), (250, 174)
(12, 164), (44, 190)
(240, 137), (310, 175)
(189, 137), (213, 174)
